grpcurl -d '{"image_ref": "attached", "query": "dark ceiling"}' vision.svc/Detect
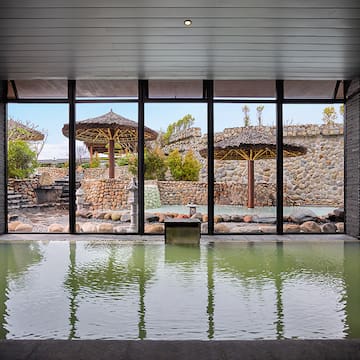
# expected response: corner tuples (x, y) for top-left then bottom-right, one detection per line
(1, 0), (360, 80)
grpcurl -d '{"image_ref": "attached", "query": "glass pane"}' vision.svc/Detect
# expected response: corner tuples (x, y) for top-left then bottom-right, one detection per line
(76, 80), (138, 99)
(11, 80), (68, 99)
(214, 80), (276, 99)
(148, 80), (203, 99)
(145, 103), (208, 234)
(214, 103), (276, 233)
(284, 80), (337, 99)
(74, 103), (139, 233)
(283, 104), (344, 233)
(7, 104), (69, 233)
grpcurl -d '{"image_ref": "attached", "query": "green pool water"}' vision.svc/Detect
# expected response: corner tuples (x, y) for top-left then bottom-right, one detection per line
(0, 241), (359, 340)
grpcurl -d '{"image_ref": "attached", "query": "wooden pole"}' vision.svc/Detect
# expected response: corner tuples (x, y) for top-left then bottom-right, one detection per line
(247, 159), (255, 208)
(109, 139), (115, 178)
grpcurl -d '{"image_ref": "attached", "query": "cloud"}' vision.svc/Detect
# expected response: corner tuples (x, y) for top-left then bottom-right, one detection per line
(38, 142), (68, 160)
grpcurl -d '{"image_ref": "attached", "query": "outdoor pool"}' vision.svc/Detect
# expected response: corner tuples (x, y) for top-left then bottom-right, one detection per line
(0, 241), (359, 340)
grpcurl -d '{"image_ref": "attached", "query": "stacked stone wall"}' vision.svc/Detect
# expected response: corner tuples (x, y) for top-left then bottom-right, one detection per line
(81, 179), (130, 211)
(8, 178), (38, 204)
(37, 167), (68, 182)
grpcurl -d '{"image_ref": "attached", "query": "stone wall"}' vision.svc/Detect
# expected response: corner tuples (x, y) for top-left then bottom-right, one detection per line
(157, 181), (276, 206)
(8, 178), (38, 204)
(37, 167), (68, 182)
(37, 166), (132, 181)
(345, 80), (360, 237)
(81, 179), (130, 211)
(165, 124), (344, 207)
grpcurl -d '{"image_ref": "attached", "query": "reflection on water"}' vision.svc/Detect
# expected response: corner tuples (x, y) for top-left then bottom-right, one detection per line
(0, 241), (359, 340)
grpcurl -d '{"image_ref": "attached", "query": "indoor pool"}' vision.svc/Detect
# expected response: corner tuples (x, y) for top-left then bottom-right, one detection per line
(0, 241), (359, 340)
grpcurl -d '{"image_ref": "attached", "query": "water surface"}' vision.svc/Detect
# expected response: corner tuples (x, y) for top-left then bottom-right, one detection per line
(0, 241), (359, 339)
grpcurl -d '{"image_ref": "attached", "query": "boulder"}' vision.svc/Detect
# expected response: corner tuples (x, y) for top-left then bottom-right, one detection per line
(145, 213), (160, 223)
(14, 223), (33, 232)
(104, 213), (112, 220)
(243, 215), (253, 223)
(289, 209), (318, 224)
(300, 221), (321, 233)
(145, 224), (164, 233)
(8, 221), (22, 231)
(321, 223), (337, 233)
(221, 214), (231, 222)
(97, 223), (114, 233)
(252, 216), (276, 224)
(111, 212), (122, 221)
(214, 223), (231, 233)
(202, 214), (209, 222)
(335, 222), (344, 232)
(76, 210), (92, 219)
(48, 223), (65, 232)
(230, 214), (243, 222)
(94, 212), (107, 219)
(328, 208), (344, 222)
(283, 224), (301, 233)
(214, 215), (223, 223)
(81, 222), (97, 233)
(8, 214), (19, 222)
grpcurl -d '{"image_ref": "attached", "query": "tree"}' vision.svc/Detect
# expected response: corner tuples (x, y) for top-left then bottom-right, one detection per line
(167, 149), (201, 181)
(8, 140), (38, 179)
(242, 105), (250, 127)
(322, 106), (338, 125)
(339, 104), (345, 119)
(256, 105), (265, 126)
(162, 114), (195, 144)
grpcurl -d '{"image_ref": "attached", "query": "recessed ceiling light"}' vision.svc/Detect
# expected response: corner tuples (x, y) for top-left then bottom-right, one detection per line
(184, 19), (192, 26)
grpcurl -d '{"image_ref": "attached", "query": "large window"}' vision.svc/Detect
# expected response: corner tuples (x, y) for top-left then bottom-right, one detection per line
(7, 103), (69, 233)
(4, 80), (345, 235)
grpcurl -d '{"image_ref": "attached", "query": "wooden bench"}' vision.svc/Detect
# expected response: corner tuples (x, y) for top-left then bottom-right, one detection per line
(164, 218), (201, 244)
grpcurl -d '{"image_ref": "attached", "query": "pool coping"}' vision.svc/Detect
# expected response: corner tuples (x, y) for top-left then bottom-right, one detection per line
(0, 233), (356, 243)
(1, 339), (360, 360)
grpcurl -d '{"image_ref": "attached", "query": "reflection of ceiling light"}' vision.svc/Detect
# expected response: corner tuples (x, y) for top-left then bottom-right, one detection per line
(184, 19), (192, 26)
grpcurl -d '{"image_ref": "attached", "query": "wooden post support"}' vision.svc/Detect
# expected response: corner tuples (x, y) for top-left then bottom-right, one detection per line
(108, 139), (115, 178)
(247, 159), (255, 208)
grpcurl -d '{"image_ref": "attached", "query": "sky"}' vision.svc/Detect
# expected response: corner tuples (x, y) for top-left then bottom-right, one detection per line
(8, 102), (343, 160)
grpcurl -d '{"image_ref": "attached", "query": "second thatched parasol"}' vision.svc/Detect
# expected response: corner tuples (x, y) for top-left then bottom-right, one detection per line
(62, 110), (158, 178)
(200, 127), (307, 208)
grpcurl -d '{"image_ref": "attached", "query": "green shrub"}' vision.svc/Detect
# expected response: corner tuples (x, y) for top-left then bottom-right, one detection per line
(90, 154), (100, 168)
(167, 149), (201, 181)
(128, 147), (167, 180)
(116, 155), (130, 167)
(8, 140), (38, 179)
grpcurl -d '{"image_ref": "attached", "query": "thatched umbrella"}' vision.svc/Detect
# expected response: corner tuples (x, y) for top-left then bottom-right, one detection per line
(200, 127), (306, 208)
(62, 110), (158, 178)
(8, 119), (45, 141)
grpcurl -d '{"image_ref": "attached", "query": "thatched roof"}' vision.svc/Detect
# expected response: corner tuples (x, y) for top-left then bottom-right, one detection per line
(200, 127), (306, 160)
(8, 119), (45, 141)
(62, 110), (158, 146)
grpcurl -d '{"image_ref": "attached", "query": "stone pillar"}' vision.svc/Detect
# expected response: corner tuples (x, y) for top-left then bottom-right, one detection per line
(0, 81), (6, 234)
(345, 80), (360, 238)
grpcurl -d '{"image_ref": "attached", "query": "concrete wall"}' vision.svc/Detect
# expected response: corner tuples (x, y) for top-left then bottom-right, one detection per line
(345, 80), (360, 237)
